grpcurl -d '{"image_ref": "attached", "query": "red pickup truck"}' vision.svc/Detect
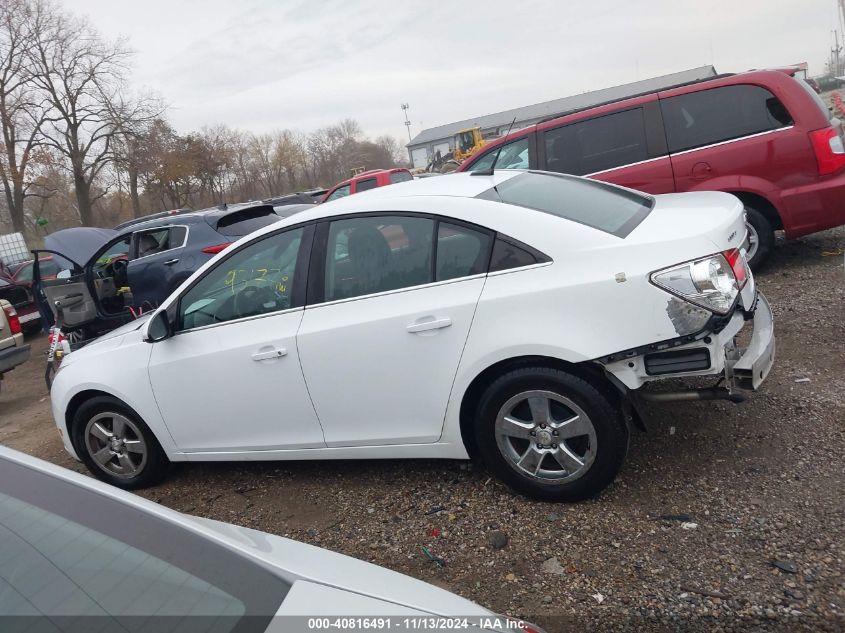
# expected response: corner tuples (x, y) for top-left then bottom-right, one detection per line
(459, 69), (845, 267)
(322, 168), (413, 203)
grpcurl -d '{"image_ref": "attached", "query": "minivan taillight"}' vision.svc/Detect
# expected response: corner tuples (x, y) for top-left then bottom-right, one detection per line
(201, 243), (232, 255)
(3, 304), (22, 335)
(808, 127), (845, 175)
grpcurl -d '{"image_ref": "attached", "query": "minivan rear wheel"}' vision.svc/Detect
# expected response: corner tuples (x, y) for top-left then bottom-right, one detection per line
(474, 367), (628, 501)
(743, 206), (774, 269)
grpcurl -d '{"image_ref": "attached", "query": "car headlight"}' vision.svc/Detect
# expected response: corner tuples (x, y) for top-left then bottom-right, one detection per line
(650, 251), (745, 315)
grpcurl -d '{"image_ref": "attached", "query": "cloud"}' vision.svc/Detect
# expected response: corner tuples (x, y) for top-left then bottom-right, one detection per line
(72, 0), (834, 142)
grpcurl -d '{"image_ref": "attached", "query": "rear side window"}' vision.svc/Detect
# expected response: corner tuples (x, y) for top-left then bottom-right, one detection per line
(477, 171), (653, 238)
(215, 207), (280, 237)
(356, 178), (378, 192)
(435, 222), (492, 281)
(390, 171), (413, 184)
(543, 108), (648, 176)
(467, 137), (529, 172)
(489, 238), (544, 271)
(324, 216), (434, 301)
(661, 84), (794, 153)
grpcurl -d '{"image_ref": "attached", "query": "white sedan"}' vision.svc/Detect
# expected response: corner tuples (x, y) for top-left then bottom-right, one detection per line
(49, 171), (775, 501)
(0, 446), (532, 631)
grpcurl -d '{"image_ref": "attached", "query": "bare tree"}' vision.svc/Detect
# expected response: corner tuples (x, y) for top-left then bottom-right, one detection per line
(29, 5), (154, 225)
(0, 0), (50, 233)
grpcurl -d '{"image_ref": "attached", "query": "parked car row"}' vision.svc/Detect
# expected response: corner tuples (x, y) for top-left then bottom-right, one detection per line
(49, 171), (773, 503)
(457, 68), (845, 267)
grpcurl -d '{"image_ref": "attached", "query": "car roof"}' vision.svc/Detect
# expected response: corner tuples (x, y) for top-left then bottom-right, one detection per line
(460, 68), (803, 164)
(118, 202), (275, 234)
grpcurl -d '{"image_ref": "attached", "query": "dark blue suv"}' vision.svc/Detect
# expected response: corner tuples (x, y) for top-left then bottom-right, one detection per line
(37, 203), (303, 337)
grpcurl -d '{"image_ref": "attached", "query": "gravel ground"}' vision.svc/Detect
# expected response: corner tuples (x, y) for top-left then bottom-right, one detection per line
(1, 227), (843, 633)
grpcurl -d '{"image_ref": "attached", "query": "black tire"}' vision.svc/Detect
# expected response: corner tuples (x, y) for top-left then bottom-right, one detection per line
(474, 367), (628, 502)
(744, 206), (774, 269)
(71, 396), (169, 489)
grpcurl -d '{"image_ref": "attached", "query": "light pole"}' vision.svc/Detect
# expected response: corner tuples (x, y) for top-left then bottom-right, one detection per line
(401, 103), (412, 142)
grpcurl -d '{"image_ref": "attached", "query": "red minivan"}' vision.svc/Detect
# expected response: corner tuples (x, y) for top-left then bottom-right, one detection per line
(458, 69), (845, 267)
(322, 168), (413, 203)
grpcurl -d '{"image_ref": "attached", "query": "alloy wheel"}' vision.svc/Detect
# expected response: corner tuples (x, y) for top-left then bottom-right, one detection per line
(84, 412), (147, 479)
(743, 220), (759, 262)
(494, 390), (597, 484)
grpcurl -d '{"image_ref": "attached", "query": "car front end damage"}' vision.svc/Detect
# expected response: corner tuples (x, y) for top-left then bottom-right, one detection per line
(599, 248), (775, 404)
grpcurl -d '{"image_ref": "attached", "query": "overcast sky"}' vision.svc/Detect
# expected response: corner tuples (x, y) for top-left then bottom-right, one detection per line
(72, 0), (840, 144)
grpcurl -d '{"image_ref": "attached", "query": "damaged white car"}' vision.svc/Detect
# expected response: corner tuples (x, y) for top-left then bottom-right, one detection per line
(49, 171), (775, 501)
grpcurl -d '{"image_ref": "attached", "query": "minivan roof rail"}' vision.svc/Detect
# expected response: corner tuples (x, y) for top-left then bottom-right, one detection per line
(535, 72), (738, 126)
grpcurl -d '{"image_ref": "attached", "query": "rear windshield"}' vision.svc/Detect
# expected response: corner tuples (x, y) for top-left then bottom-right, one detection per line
(793, 75), (832, 121)
(476, 171), (653, 238)
(215, 207), (281, 237)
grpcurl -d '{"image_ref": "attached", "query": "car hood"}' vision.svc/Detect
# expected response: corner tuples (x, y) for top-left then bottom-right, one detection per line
(44, 227), (118, 269)
(189, 516), (491, 618)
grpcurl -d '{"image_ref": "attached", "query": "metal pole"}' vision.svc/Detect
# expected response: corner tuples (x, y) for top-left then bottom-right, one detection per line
(400, 103), (412, 143)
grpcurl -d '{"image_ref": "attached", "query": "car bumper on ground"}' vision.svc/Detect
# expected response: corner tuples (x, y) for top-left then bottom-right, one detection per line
(603, 291), (775, 396)
(0, 344), (30, 374)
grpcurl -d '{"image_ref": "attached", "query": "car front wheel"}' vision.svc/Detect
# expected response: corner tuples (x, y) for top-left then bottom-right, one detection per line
(474, 367), (628, 501)
(72, 396), (169, 489)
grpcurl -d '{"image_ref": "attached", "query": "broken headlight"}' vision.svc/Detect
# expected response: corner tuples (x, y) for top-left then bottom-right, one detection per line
(650, 253), (740, 315)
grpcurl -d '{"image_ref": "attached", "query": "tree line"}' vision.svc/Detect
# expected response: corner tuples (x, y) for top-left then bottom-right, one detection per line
(0, 0), (406, 238)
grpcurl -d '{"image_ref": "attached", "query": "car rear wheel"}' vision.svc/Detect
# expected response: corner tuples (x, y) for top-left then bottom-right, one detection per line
(72, 396), (169, 489)
(743, 206), (774, 269)
(474, 367), (628, 501)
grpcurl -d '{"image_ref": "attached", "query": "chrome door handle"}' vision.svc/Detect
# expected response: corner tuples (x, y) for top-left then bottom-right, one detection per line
(163, 258), (180, 266)
(251, 348), (287, 361)
(406, 317), (452, 333)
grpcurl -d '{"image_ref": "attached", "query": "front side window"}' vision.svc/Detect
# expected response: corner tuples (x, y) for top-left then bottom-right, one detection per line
(179, 227), (304, 329)
(324, 215), (434, 301)
(660, 84), (794, 153)
(543, 108), (648, 176)
(92, 235), (131, 275)
(468, 137), (529, 172)
(0, 458), (287, 631)
(436, 222), (492, 281)
(326, 184), (351, 202)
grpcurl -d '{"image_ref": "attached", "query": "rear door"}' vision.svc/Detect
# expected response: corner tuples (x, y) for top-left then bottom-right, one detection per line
(126, 225), (189, 308)
(297, 214), (492, 446)
(538, 99), (675, 193)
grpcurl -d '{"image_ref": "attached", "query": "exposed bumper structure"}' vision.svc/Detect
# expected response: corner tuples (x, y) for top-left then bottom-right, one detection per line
(603, 291), (775, 399)
(0, 344), (30, 374)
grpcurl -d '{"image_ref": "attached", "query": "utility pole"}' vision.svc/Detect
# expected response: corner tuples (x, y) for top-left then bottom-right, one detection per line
(834, 30), (843, 77)
(400, 103), (412, 142)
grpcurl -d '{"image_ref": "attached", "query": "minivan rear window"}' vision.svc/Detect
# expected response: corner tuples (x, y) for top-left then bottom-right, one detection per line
(661, 84), (794, 153)
(215, 206), (281, 237)
(477, 171), (653, 238)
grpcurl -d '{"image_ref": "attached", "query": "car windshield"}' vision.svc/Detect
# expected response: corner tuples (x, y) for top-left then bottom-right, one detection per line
(477, 171), (654, 237)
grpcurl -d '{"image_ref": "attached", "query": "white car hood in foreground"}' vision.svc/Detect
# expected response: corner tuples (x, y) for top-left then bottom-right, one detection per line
(190, 516), (491, 617)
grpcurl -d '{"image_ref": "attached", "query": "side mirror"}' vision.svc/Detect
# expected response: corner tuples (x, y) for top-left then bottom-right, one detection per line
(144, 310), (172, 343)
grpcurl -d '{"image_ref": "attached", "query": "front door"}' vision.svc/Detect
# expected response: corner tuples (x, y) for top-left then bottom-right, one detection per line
(147, 225), (324, 453)
(297, 215), (492, 446)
